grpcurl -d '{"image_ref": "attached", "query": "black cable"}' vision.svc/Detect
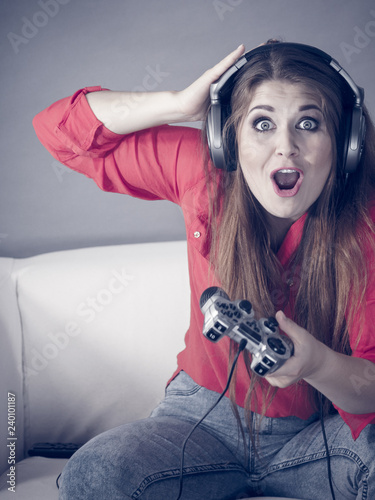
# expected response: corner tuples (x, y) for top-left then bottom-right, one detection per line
(319, 393), (336, 500)
(175, 339), (248, 500)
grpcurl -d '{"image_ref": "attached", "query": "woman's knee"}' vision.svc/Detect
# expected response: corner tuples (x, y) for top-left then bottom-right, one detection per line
(58, 417), (197, 499)
(59, 447), (122, 499)
(58, 426), (137, 500)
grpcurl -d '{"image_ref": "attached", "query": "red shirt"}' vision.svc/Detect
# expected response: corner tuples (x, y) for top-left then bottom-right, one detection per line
(33, 86), (375, 439)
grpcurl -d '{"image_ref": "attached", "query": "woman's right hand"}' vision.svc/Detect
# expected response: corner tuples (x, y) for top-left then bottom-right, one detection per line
(86, 44), (245, 134)
(175, 44), (245, 122)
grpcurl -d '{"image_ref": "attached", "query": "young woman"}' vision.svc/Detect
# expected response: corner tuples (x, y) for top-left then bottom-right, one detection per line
(33, 41), (375, 499)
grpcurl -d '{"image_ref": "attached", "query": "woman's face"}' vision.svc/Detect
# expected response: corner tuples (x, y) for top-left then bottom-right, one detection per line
(238, 80), (333, 222)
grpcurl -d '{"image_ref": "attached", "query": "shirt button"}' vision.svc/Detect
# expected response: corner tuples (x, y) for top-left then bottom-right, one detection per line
(194, 231), (201, 238)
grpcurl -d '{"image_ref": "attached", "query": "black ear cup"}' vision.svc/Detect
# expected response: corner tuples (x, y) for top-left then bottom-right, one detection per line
(206, 43), (366, 175)
(343, 104), (366, 174)
(206, 58), (246, 171)
(206, 103), (236, 171)
(206, 100), (229, 170)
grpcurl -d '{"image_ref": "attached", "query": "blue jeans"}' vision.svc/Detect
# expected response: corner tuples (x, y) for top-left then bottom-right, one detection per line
(59, 371), (375, 499)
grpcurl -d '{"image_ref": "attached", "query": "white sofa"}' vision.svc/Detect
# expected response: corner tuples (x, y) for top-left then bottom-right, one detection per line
(0, 241), (298, 499)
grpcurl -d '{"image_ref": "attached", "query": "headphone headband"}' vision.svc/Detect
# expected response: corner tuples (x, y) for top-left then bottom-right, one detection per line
(207, 42), (366, 174)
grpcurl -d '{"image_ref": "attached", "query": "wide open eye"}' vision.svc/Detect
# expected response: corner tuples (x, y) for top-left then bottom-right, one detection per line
(253, 118), (275, 132)
(297, 118), (319, 131)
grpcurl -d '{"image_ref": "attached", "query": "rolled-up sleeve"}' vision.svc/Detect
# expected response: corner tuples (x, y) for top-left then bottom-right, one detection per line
(33, 87), (206, 203)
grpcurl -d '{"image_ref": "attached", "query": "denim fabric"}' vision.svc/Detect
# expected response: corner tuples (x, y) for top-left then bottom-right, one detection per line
(59, 371), (375, 499)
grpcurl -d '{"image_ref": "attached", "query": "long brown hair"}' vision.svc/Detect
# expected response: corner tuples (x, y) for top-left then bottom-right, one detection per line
(204, 42), (375, 419)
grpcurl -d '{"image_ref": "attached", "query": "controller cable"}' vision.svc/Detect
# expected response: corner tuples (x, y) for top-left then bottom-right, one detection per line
(175, 342), (336, 500)
(175, 338), (248, 500)
(55, 342), (336, 500)
(319, 393), (336, 500)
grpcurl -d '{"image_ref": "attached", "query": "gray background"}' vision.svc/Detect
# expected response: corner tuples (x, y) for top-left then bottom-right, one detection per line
(1, 0), (374, 258)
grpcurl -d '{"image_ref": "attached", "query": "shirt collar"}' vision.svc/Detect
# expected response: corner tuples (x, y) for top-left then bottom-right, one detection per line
(277, 213), (308, 266)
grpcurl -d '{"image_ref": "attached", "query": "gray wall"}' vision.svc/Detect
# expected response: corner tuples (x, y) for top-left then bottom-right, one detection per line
(1, 0), (374, 258)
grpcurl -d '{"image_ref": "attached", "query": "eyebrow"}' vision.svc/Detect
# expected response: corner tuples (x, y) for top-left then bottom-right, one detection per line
(299, 104), (322, 112)
(248, 105), (274, 114)
(248, 104), (323, 114)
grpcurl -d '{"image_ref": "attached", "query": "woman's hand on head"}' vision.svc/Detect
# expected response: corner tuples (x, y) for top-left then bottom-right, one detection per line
(85, 44), (245, 134)
(264, 311), (328, 388)
(175, 44), (245, 122)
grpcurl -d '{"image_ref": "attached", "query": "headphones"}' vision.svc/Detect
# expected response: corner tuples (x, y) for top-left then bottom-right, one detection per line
(206, 42), (366, 174)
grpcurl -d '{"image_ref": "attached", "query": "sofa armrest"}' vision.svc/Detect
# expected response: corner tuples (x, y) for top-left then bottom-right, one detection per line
(0, 258), (26, 475)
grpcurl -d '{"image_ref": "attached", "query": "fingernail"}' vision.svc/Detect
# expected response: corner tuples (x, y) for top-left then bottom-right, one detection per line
(278, 310), (286, 320)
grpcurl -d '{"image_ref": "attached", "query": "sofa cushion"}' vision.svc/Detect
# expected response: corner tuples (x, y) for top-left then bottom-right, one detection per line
(0, 457), (67, 499)
(0, 242), (189, 463)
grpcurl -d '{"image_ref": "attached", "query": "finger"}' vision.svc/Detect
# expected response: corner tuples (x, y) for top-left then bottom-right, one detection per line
(275, 311), (308, 347)
(217, 44), (246, 67)
(276, 310), (297, 333)
(206, 44), (246, 82)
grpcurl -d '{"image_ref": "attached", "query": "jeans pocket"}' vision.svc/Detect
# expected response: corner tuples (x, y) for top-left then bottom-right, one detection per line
(165, 371), (202, 397)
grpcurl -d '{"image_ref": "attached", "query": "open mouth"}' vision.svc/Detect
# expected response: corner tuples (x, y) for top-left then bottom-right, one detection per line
(271, 168), (303, 197)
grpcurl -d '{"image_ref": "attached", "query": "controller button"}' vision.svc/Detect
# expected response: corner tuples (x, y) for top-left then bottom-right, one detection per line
(253, 364), (270, 376)
(238, 324), (261, 344)
(267, 337), (286, 355)
(214, 321), (227, 333)
(264, 317), (278, 332)
(262, 356), (276, 367)
(246, 320), (259, 332)
(239, 300), (252, 314)
(207, 328), (222, 341)
(268, 317), (278, 327)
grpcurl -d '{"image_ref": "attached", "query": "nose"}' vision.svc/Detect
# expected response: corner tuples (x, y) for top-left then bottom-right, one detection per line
(275, 127), (299, 158)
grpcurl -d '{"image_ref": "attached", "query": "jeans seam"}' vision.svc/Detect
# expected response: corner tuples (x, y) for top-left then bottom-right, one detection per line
(131, 463), (246, 499)
(166, 385), (202, 397)
(265, 447), (369, 472)
(260, 447), (369, 497)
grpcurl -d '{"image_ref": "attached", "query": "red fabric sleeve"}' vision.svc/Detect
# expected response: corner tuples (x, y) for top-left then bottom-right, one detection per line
(32, 87), (206, 204)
